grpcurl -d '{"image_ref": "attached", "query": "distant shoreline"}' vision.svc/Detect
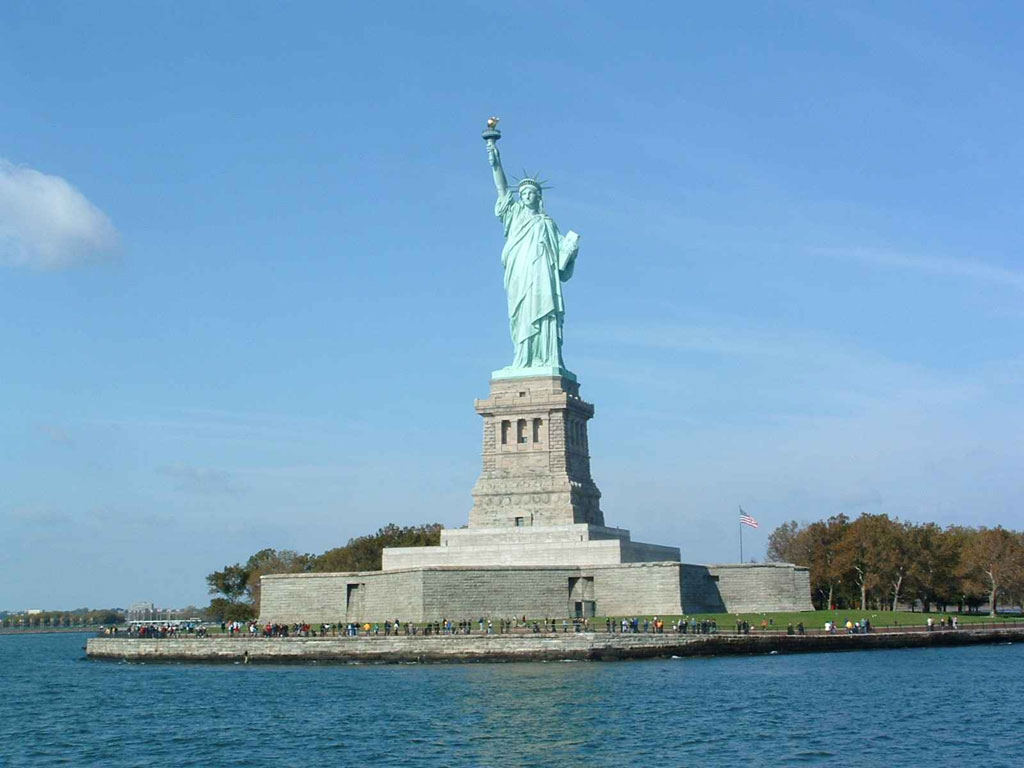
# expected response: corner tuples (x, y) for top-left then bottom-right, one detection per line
(85, 625), (1024, 664)
(1, 628), (100, 636)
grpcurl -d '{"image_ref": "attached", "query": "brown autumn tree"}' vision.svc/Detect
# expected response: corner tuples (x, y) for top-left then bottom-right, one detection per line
(873, 517), (912, 611)
(313, 523), (442, 572)
(1004, 532), (1024, 614)
(803, 515), (849, 609)
(243, 548), (314, 614)
(205, 525), (442, 619)
(907, 523), (962, 612)
(962, 526), (1024, 616)
(834, 513), (895, 610)
(766, 520), (812, 564)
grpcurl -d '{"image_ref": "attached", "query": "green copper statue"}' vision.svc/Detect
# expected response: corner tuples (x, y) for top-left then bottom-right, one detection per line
(484, 118), (580, 378)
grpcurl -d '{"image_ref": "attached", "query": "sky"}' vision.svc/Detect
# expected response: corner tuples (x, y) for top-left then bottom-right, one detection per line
(2, 2), (1022, 610)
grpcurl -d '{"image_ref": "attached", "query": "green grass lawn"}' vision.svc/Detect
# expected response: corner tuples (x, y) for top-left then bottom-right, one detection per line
(152, 610), (1023, 637)
(590, 610), (1022, 631)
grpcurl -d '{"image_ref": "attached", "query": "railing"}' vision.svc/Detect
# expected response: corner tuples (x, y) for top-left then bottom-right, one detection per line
(98, 619), (1024, 640)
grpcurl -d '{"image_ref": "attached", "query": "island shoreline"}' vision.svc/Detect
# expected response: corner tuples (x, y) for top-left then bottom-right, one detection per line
(85, 626), (1023, 665)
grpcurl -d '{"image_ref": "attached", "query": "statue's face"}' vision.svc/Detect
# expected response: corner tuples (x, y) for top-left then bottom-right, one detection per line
(520, 186), (540, 211)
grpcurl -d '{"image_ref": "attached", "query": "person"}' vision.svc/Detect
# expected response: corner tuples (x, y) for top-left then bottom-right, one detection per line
(487, 138), (579, 370)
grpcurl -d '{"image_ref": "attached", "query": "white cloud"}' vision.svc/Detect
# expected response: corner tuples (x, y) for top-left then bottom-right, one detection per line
(157, 464), (242, 496)
(814, 246), (1024, 291)
(6, 505), (72, 526)
(577, 321), (1024, 547)
(0, 158), (119, 269)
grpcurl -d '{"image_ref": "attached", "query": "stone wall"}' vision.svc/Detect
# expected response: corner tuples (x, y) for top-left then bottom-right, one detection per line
(260, 562), (813, 624)
(384, 539), (639, 569)
(259, 572), (350, 623)
(593, 563), (684, 616)
(87, 626), (1024, 665)
(470, 375), (603, 528)
(706, 563), (814, 613)
(261, 569), (425, 623)
(261, 563), (690, 624)
(619, 541), (683, 563)
(421, 567), (578, 618)
(680, 564), (728, 613)
(381, 524), (680, 570)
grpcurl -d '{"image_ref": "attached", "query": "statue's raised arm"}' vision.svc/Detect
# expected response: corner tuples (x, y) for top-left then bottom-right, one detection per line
(481, 118), (580, 379)
(484, 117), (507, 196)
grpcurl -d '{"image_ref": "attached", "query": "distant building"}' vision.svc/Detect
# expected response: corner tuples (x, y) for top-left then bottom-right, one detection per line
(126, 602), (156, 621)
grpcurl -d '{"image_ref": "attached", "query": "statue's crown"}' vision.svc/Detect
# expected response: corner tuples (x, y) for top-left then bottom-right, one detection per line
(514, 171), (550, 194)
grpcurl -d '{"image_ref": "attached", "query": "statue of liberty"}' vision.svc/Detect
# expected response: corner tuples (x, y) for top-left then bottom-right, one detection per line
(484, 119), (580, 377)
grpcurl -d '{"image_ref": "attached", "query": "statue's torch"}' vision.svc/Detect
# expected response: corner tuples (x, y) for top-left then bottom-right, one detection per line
(482, 116), (501, 146)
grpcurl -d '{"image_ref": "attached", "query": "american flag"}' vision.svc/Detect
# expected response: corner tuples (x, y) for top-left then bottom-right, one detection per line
(739, 508), (759, 529)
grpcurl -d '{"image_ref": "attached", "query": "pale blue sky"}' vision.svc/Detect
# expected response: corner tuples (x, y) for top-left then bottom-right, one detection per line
(2, 2), (1022, 610)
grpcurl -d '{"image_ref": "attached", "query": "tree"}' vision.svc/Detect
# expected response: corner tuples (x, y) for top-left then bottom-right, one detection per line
(834, 514), (894, 610)
(313, 523), (442, 572)
(203, 524), (442, 619)
(205, 597), (256, 623)
(243, 548), (313, 613)
(767, 521), (810, 564)
(1004, 532), (1024, 615)
(906, 523), (961, 612)
(206, 563), (252, 603)
(962, 526), (1024, 616)
(868, 517), (913, 611)
(803, 514), (850, 609)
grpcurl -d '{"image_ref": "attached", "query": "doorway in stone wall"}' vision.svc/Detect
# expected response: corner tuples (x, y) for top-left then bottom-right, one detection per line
(346, 583), (364, 622)
(572, 601), (596, 618)
(568, 576), (595, 618)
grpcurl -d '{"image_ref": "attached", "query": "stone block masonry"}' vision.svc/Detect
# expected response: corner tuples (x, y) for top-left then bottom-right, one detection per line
(262, 563), (685, 623)
(261, 569), (425, 624)
(705, 563), (814, 613)
(259, 562), (810, 624)
(258, 370), (815, 625)
(86, 626), (1024, 665)
(470, 375), (603, 528)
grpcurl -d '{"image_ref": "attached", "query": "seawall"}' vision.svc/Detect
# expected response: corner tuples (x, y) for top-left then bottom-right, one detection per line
(86, 627), (1024, 665)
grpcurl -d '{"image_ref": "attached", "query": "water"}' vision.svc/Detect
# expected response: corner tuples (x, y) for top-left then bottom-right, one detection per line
(1, 633), (1021, 767)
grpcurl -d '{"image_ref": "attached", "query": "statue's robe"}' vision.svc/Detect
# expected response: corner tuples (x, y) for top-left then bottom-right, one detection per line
(496, 189), (577, 369)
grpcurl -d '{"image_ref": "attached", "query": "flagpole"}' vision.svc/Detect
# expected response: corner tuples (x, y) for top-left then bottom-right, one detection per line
(739, 506), (743, 563)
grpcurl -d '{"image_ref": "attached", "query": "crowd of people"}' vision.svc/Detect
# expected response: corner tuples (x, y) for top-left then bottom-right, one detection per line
(824, 618), (872, 634)
(102, 614), (976, 640)
(104, 621), (208, 638)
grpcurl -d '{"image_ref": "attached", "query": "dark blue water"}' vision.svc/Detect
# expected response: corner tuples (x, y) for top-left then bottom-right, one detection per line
(1, 633), (1021, 767)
